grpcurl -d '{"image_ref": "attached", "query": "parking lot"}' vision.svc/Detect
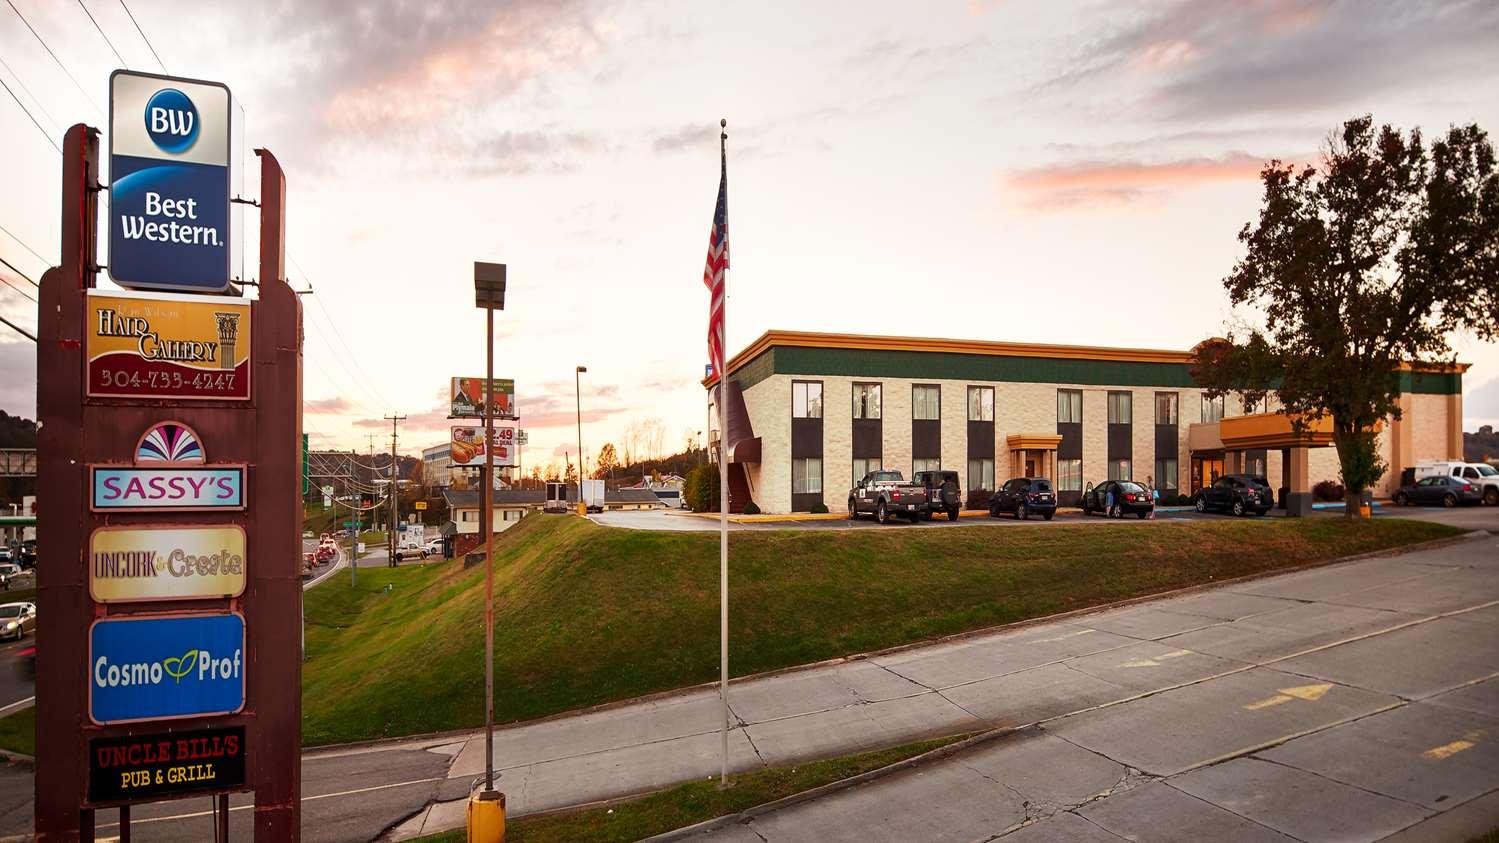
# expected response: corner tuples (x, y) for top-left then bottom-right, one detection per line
(594, 502), (1499, 533)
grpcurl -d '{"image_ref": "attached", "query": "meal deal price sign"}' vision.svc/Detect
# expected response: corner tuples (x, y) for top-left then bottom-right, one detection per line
(90, 525), (246, 603)
(86, 291), (250, 400)
(450, 424), (516, 467)
(109, 71), (232, 293)
(90, 614), (245, 724)
(88, 726), (246, 805)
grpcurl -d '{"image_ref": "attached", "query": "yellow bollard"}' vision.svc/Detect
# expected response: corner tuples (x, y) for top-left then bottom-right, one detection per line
(577, 501), (588, 517)
(467, 790), (505, 843)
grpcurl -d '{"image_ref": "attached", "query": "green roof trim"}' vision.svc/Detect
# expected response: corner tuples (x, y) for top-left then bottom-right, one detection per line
(724, 345), (1464, 396)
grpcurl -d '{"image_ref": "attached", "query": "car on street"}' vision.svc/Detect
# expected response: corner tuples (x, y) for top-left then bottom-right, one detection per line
(19, 539), (36, 569)
(1082, 480), (1156, 518)
(0, 563), (21, 589)
(988, 477), (1057, 520)
(911, 469), (963, 521)
(1393, 475), (1484, 507)
(0, 547), (10, 563)
(849, 470), (928, 523)
(424, 539), (443, 556)
(1194, 474), (1272, 516)
(0, 602), (36, 640)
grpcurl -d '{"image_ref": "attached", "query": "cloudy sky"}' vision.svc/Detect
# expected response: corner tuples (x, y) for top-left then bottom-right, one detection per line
(3, 0), (1498, 470)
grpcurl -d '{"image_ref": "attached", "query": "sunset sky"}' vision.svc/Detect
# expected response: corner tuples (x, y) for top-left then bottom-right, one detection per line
(2, 0), (1498, 470)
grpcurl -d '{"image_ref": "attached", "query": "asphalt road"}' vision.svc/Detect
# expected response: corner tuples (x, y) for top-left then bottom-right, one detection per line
(0, 567), (36, 712)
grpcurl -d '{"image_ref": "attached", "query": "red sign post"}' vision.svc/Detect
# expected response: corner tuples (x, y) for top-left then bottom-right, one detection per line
(35, 124), (303, 840)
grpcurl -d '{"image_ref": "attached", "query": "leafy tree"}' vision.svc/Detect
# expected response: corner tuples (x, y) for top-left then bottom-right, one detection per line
(563, 462), (578, 485)
(593, 442), (619, 479)
(1194, 116), (1499, 515)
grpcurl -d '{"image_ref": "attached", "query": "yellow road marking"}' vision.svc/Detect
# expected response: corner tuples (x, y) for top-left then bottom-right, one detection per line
(1423, 740), (1474, 760)
(1243, 684), (1334, 710)
(1158, 649), (1193, 660)
(1120, 649), (1196, 668)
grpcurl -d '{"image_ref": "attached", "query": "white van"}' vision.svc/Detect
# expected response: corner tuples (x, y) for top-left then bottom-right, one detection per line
(1413, 461), (1499, 505)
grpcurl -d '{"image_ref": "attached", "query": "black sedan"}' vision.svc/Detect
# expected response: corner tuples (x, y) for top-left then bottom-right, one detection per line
(1081, 480), (1155, 518)
(1393, 476), (1483, 507)
(988, 477), (1057, 520)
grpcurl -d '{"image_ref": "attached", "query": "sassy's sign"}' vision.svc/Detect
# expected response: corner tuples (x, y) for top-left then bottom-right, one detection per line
(89, 421), (245, 511)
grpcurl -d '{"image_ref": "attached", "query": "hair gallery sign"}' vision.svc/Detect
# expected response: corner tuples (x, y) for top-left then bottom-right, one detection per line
(86, 290), (250, 400)
(90, 422), (245, 512)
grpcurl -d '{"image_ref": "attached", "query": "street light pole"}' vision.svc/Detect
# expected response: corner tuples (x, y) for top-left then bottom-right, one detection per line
(472, 262), (507, 836)
(576, 365), (587, 516)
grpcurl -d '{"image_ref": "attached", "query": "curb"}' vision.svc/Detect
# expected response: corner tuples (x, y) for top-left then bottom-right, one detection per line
(303, 528), (1485, 757)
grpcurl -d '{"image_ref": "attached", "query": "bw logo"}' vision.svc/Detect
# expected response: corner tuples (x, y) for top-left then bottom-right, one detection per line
(144, 88), (200, 154)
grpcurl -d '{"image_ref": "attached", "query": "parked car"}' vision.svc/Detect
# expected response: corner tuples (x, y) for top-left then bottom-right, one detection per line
(0, 547), (10, 563)
(393, 542), (429, 561)
(1194, 474), (1272, 516)
(0, 602), (36, 641)
(911, 469), (963, 521)
(19, 540), (36, 569)
(1082, 480), (1156, 518)
(848, 470), (927, 523)
(1393, 476), (1483, 508)
(988, 478), (1057, 520)
(1412, 461), (1499, 506)
(424, 539), (444, 556)
(0, 563), (21, 589)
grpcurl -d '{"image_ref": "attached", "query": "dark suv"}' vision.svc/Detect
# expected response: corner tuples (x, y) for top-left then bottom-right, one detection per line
(988, 478), (1056, 520)
(912, 470), (962, 521)
(1195, 474), (1272, 517)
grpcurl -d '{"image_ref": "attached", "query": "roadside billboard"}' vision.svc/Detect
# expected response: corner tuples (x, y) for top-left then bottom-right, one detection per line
(450, 377), (514, 418)
(450, 425), (516, 468)
(88, 613), (246, 724)
(86, 290), (250, 400)
(89, 525), (246, 603)
(108, 71), (235, 293)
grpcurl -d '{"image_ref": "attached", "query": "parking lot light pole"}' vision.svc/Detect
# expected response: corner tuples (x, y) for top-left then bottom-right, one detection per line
(576, 366), (587, 516)
(472, 262), (507, 837)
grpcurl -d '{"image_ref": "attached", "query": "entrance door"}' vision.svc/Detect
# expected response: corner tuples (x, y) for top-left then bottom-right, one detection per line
(1191, 457), (1224, 492)
(1024, 458), (1036, 477)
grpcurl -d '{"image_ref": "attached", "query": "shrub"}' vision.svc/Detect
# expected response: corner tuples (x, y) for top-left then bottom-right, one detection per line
(685, 463), (721, 512)
(966, 489), (992, 510)
(1312, 480), (1345, 502)
(741, 500), (761, 515)
(809, 502), (829, 514)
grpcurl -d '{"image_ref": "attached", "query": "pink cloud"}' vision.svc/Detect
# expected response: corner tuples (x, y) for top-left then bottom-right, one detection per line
(1007, 152), (1278, 210)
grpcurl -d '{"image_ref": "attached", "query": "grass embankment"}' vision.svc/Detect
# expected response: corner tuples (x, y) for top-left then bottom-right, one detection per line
(0, 706), (34, 756)
(300, 514), (1459, 746)
(418, 734), (969, 843)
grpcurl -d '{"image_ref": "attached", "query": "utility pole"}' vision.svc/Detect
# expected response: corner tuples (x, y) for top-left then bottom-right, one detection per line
(385, 415), (405, 568)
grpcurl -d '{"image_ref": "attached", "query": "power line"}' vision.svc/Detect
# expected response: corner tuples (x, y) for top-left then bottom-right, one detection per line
(0, 313), (36, 342)
(0, 51), (60, 134)
(76, 0), (126, 66)
(0, 274), (37, 303)
(118, 0), (165, 73)
(0, 255), (40, 289)
(4, 0), (106, 117)
(0, 222), (51, 269)
(0, 72), (61, 154)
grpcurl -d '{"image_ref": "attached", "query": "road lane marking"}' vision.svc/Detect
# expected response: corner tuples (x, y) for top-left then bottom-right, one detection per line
(1243, 683), (1333, 710)
(1033, 629), (1094, 644)
(1119, 649), (1194, 668)
(1423, 740), (1474, 760)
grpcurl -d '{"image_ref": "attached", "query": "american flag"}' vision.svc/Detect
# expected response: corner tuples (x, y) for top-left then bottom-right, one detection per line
(703, 139), (729, 379)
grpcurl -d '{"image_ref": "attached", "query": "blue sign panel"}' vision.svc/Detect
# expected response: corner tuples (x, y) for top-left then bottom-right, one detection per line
(90, 614), (245, 724)
(91, 466), (245, 511)
(109, 71), (233, 293)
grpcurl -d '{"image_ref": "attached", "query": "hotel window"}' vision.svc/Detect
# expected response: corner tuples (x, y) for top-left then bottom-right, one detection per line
(1155, 392), (1178, 425)
(1154, 458), (1179, 490)
(967, 386), (994, 421)
(913, 457), (941, 474)
(1057, 389), (1082, 423)
(1107, 391), (1132, 424)
(967, 458), (995, 492)
(852, 383), (882, 419)
(912, 385), (940, 420)
(462, 510), (478, 522)
(792, 381), (823, 419)
(1201, 395), (1225, 423)
(1109, 459), (1132, 482)
(792, 458), (823, 494)
(1057, 459), (1083, 491)
(1244, 396), (1263, 414)
(852, 457), (881, 482)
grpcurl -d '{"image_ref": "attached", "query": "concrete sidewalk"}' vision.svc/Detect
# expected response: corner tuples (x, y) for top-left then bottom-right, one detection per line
(672, 532), (1499, 842)
(5, 532), (1495, 841)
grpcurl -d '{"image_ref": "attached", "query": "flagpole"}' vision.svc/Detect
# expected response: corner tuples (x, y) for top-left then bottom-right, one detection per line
(717, 117), (731, 790)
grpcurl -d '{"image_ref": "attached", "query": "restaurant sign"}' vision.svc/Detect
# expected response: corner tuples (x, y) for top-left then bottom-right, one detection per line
(89, 525), (246, 603)
(86, 290), (250, 400)
(450, 424), (516, 468)
(88, 725), (246, 805)
(90, 613), (245, 724)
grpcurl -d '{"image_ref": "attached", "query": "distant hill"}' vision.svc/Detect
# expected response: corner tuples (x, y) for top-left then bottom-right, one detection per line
(1468, 426), (1499, 463)
(0, 412), (36, 448)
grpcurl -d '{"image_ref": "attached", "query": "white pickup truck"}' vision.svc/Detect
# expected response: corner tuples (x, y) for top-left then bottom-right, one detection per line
(1414, 461), (1499, 506)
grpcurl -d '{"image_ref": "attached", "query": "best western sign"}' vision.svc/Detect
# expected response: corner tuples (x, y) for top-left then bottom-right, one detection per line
(109, 71), (233, 293)
(89, 614), (245, 724)
(90, 525), (246, 603)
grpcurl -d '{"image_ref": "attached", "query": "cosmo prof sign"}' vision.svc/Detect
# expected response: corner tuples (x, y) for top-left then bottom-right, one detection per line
(89, 614), (246, 724)
(109, 71), (232, 292)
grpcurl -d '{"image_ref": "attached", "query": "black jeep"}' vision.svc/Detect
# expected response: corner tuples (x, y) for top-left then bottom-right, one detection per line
(912, 470), (962, 521)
